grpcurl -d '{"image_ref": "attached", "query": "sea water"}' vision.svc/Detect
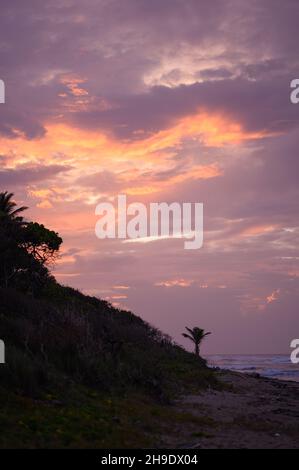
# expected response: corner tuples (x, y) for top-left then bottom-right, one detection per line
(206, 354), (299, 382)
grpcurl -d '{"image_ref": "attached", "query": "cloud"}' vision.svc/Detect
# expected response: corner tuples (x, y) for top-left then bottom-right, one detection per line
(155, 279), (194, 288)
(1, 0), (299, 140)
(1, 0), (299, 353)
(0, 164), (71, 186)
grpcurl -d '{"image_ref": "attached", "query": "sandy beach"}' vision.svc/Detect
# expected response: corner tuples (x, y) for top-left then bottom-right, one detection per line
(162, 370), (299, 449)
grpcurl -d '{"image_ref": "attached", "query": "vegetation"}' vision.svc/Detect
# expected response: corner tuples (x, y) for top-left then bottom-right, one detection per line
(0, 191), (28, 219)
(182, 327), (211, 356)
(0, 192), (62, 293)
(0, 192), (216, 448)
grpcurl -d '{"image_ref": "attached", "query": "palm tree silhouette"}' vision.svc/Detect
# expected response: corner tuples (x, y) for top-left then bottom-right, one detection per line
(182, 327), (211, 357)
(0, 191), (28, 221)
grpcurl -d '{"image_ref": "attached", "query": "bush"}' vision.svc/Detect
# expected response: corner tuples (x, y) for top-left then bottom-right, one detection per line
(0, 344), (48, 397)
(0, 286), (212, 399)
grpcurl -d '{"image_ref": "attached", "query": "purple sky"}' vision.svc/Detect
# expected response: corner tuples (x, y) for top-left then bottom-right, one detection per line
(0, 0), (299, 354)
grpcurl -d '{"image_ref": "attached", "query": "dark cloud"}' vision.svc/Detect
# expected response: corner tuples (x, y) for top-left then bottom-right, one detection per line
(0, 0), (298, 139)
(0, 164), (71, 186)
(76, 170), (124, 193)
(68, 75), (299, 139)
(198, 68), (234, 80)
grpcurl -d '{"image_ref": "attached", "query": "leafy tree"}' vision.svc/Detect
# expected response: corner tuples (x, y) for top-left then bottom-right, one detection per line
(182, 327), (211, 357)
(22, 222), (62, 266)
(0, 225), (28, 287)
(0, 191), (62, 293)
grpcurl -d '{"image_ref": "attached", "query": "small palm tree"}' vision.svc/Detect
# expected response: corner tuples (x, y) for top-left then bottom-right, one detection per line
(0, 191), (27, 220)
(182, 327), (211, 357)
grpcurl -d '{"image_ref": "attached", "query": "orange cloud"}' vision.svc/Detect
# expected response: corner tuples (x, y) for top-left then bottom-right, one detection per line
(0, 109), (275, 210)
(155, 279), (194, 288)
(266, 289), (280, 304)
(241, 224), (278, 237)
(125, 163), (220, 195)
(113, 285), (130, 290)
(110, 295), (128, 300)
(0, 109), (271, 171)
(37, 199), (53, 209)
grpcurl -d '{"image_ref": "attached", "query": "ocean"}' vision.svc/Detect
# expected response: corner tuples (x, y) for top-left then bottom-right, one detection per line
(206, 354), (299, 382)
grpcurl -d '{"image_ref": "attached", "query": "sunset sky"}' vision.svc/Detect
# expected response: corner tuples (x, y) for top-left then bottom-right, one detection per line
(0, 0), (298, 354)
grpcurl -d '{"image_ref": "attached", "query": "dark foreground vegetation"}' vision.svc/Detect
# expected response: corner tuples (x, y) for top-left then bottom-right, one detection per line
(0, 192), (216, 448)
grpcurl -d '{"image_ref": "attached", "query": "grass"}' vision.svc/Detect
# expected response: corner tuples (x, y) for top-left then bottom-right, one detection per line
(0, 384), (218, 448)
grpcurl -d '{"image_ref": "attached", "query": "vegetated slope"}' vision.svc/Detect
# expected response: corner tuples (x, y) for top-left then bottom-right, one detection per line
(0, 282), (217, 448)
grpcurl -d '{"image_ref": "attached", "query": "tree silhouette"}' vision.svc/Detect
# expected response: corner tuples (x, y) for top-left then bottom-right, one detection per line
(0, 191), (62, 292)
(0, 191), (28, 221)
(182, 327), (211, 356)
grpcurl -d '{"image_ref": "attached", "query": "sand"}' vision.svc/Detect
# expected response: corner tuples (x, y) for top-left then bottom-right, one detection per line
(162, 370), (299, 449)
